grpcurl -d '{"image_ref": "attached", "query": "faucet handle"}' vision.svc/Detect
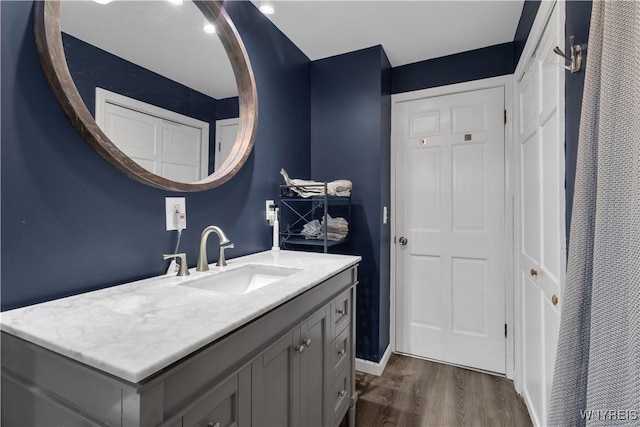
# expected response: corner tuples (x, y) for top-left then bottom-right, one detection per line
(163, 253), (190, 277)
(217, 243), (234, 267)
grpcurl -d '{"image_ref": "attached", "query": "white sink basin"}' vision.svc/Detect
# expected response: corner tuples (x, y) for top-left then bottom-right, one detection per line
(181, 264), (302, 295)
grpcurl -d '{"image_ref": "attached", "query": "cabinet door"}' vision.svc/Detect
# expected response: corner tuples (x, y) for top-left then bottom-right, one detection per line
(251, 332), (300, 427)
(182, 365), (251, 427)
(299, 307), (329, 427)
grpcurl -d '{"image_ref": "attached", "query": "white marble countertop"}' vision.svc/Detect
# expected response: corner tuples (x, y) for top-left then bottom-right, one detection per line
(1, 250), (360, 383)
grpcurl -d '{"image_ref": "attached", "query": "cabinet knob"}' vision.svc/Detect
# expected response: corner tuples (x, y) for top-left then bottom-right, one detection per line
(336, 308), (346, 316)
(295, 344), (305, 354)
(338, 349), (346, 357)
(530, 268), (538, 277)
(338, 390), (346, 397)
(303, 338), (311, 347)
(552, 294), (559, 305)
(207, 422), (220, 427)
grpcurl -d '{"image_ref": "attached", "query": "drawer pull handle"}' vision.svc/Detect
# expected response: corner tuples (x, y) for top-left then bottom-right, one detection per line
(336, 308), (346, 316)
(207, 422), (220, 427)
(338, 349), (346, 356)
(295, 344), (305, 353)
(304, 338), (312, 347)
(338, 390), (346, 397)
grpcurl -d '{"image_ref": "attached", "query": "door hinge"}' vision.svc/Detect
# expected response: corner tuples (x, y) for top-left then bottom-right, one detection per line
(504, 323), (508, 338)
(504, 110), (507, 125)
(218, 142), (222, 152)
(394, 236), (397, 244)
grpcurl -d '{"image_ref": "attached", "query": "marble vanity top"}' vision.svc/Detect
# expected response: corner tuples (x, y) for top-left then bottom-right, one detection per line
(0, 250), (360, 383)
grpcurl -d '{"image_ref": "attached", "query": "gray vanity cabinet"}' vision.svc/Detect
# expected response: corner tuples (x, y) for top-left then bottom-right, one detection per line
(1, 265), (358, 427)
(251, 306), (329, 427)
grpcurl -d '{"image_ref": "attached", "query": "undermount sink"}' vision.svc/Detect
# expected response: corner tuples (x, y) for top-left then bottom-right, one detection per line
(181, 264), (302, 295)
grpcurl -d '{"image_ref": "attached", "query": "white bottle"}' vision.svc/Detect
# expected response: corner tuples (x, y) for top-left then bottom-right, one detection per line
(272, 207), (280, 251)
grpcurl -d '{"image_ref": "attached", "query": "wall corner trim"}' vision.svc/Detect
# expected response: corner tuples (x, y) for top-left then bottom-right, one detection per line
(355, 344), (392, 376)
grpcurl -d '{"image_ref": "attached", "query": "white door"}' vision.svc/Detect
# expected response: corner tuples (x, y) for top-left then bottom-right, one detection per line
(395, 86), (506, 374)
(214, 118), (239, 171)
(516, 5), (564, 426)
(96, 88), (209, 183)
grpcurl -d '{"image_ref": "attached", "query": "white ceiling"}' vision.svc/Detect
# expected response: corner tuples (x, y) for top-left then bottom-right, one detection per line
(250, 0), (524, 66)
(60, 0), (524, 100)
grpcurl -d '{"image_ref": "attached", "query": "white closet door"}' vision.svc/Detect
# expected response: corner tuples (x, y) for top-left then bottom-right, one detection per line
(215, 118), (239, 171)
(396, 86), (506, 374)
(516, 4), (564, 425)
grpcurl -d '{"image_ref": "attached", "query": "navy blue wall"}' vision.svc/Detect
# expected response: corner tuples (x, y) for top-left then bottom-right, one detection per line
(217, 97), (240, 120)
(310, 46), (391, 362)
(1, 1), (310, 310)
(391, 43), (514, 94)
(565, 1), (592, 242)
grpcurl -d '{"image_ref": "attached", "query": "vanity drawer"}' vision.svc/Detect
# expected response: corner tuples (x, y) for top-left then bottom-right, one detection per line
(331, 363), (352, 427)
(331, 326), (351, 382)
(330, 289), (351, 340)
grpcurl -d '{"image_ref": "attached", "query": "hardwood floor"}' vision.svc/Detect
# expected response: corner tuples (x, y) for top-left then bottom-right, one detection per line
(350, 354), (532, 427)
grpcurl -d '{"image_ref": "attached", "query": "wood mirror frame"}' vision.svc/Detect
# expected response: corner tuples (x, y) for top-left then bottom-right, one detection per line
(34, 0), (258, 192)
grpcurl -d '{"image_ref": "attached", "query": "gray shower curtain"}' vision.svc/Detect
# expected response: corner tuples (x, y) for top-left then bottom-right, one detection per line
(548, 1), (640, 426)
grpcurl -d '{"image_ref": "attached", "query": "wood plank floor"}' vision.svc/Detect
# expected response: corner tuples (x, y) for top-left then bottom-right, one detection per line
(350, 354), (532, 427)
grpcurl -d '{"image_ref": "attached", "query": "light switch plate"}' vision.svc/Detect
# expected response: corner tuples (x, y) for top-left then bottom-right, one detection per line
(165, 197), (186, 231)
(266, 200), (275, 223)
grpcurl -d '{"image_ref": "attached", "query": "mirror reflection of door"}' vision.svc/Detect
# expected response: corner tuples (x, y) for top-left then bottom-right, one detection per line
(59, 0), (240, 182)
(96, 88), (210, 183)
(215, 118), (239, 171)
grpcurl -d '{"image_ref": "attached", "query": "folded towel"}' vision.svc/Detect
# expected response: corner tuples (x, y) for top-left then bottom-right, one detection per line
(280, 169), (352, 198)
(327, 180), (352, 195)
(299, 215), (349, 241)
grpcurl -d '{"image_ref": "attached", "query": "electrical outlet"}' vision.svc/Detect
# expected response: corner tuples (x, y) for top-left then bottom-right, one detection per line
(165, 197), (186, 230)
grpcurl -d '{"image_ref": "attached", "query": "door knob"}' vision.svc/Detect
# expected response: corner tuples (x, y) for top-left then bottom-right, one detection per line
(399, 237), (408, 246)
(295, 344), (305, 354)
(303, 338), (311, 347)
(530, 268), (538, 277)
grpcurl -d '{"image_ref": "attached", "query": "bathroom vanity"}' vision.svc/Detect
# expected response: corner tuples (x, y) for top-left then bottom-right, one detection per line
(1, 251), (360, 427)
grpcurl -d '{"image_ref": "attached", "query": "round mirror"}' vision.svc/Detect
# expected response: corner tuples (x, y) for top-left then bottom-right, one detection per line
(34, 0), (257, 192)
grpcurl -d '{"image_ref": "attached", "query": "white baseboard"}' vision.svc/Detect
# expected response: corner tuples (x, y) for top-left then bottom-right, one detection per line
(355, 344), (392, 376)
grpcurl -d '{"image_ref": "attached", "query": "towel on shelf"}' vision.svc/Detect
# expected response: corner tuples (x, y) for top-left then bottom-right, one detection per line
(299, 215), (349, 242)
(327, 180), (352, 197)
(280, 169), (352, 198)
(322, 215), (348, 241)
(301, 220), (322, 238)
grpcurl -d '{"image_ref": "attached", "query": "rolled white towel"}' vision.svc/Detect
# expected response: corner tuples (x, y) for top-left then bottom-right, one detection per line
(327, 180), (352, 196)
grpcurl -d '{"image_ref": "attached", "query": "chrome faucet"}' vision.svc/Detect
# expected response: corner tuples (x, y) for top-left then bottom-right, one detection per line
(197, 226), (234, 271)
